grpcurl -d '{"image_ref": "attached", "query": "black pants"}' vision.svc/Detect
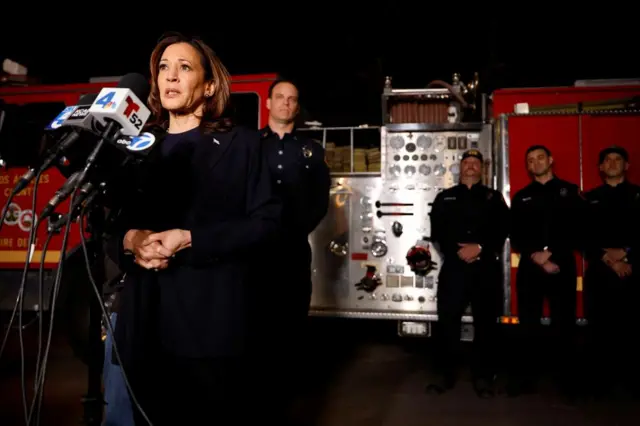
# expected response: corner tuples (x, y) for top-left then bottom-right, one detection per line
(255, 265), (311, 423)
(128, 352), (249, 426)
(584, 261), (640, 390)
(512, 256), (577, 386)
(433, 256), (503, 382)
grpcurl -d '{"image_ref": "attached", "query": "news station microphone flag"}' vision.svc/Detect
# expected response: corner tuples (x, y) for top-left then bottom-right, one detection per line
(89, 74), (151, 137)
(37, 73), (154, 221)
(11, 93), (99, 198)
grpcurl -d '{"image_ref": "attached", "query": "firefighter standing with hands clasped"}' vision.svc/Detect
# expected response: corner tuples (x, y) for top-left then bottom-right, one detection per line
(427, 149), (510, 398)
(584, 145), (640, 398)
(508, 145), (585, 398)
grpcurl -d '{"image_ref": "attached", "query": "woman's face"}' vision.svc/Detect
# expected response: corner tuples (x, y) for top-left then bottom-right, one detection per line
(157, 42), (213, 114)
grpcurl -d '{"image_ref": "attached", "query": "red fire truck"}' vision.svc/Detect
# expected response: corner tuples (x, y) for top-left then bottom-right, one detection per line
(493, 83), (640, 324)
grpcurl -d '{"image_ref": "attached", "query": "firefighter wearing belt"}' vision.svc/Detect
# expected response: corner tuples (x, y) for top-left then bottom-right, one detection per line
(508, 145), (585, 398)
(427, 149), (510, 398)
(584, 146), (640, 398)
(259, 78), (331, 419)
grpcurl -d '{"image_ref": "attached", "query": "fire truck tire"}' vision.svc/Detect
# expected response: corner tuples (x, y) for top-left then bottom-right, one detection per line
(58, 241), (121, 365)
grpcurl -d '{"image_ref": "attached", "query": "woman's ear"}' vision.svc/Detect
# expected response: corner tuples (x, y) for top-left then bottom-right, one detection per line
(205, 81), (215, 98)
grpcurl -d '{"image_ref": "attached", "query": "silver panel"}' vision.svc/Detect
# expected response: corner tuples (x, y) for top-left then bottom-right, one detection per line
(308, 124), (493, 321)
(496, 115), (512, 317)
(307, 182), (352, 307)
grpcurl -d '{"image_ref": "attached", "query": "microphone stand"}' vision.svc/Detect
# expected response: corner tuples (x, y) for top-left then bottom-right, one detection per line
(77, 122), (119, 426)
(80, 198), (106, 426)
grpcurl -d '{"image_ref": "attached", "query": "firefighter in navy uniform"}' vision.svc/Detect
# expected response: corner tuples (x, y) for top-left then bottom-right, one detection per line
(584, 146), (640, 398)
(508, 145), (585, 398)
(260, 78), (330, 324)
(427, 149), (510, 398)
(258, 79), (330, 421)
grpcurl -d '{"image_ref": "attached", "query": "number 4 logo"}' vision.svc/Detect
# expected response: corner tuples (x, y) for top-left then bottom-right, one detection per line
(94, 91), (116, 109)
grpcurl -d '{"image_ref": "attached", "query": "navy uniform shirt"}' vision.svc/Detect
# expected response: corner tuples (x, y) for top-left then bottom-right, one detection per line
(260, 126), (331, 243)
(510, 176), (585, 261)
(430, 182), (510, 260)
(584, 180), (640, 265)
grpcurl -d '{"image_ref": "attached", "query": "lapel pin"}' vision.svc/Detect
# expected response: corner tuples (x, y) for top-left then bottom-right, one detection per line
(302, 146), (313, 158)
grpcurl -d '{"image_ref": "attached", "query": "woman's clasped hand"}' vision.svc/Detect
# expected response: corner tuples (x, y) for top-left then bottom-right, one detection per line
(123, 228), (192, 270)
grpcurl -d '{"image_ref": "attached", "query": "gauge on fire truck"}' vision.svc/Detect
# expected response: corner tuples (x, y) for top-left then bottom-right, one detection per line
(416, 135), (432, 150)
(389, 136), (404, 150)
(371, 240), (388, 257)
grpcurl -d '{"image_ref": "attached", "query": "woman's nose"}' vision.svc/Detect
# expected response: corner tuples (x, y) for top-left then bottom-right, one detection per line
(166, 67), (178, 81)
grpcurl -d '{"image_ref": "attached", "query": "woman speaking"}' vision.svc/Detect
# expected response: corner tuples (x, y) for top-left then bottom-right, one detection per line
(109, 33), (281, 425)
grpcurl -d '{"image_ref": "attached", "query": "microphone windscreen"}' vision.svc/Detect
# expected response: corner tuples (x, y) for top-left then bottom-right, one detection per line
(77, 93), (98, 104)
(117, 73), (151, 103)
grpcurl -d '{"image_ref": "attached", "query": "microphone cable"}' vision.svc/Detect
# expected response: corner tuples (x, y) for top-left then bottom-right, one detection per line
(76, 199), (153, 426)
(26, 188), (76, 426)
(0, 169), (44, 425)
(31, 226), (55, 426)
(34, 226), (54, 389)
(27, 144), (153, 425)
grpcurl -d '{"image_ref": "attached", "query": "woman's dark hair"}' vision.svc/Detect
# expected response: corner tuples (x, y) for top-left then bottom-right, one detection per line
(147, 32), (232, 133)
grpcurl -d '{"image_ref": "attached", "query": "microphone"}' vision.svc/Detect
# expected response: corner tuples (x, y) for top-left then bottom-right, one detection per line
(75, 74), (151, 183)
(57, 93), (106, 135)
(49, 135), (156, 228)
(10, 93), (100, 197)
(48, 182), (99, 232)
(45, 105), (77, 131)
(37, 73), (153, 219)
(89, 73), (151, 137)
(112, 131), (159, 156)
(39, 171), (82, 221)
(44, 93), (99, 134)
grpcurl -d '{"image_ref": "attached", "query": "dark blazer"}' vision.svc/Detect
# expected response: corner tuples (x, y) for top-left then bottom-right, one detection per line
(108, 125), (282, 366)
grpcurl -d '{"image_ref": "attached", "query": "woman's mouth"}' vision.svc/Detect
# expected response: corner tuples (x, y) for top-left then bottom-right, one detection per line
(165, 89), (181, 98)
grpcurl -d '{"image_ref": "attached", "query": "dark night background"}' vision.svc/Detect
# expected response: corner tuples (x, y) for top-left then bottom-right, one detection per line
(1, 14), (637, 126)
